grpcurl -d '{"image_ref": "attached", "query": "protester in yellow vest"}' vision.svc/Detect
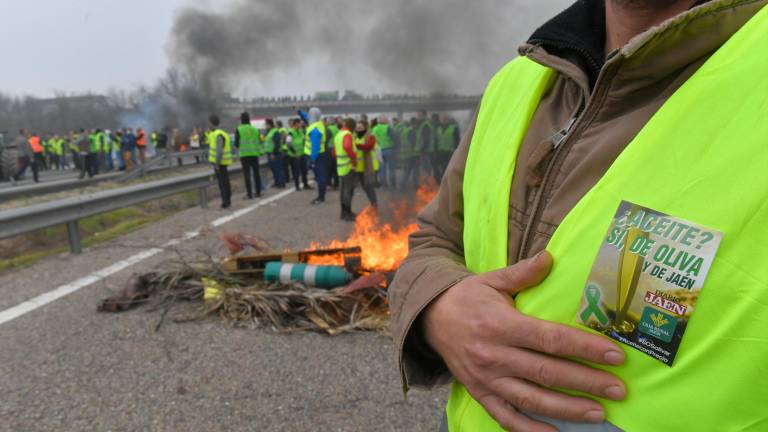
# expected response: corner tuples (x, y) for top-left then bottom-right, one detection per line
(286, 118), (311, 192)
(333, 118), (357, 221)
(235, 111), (263, 199)
(352, 119), (378, 209)
(389, 1), (768, 431)
(297, 107), (328, 205)
(207, 115), (233, 209)
(435, 115), (459, 182)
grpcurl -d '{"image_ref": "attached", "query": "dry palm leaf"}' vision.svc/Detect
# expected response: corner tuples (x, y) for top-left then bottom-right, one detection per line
(99, 258), (390, 335)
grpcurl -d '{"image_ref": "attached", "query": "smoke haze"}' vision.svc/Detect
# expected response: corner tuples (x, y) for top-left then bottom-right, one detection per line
(169, 0), (571, 97)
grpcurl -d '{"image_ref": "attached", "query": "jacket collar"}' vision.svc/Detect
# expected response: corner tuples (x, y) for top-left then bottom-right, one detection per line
(520, 0), (762, 92)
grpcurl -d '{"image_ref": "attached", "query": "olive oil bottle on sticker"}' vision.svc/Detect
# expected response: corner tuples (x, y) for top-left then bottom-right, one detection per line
(613, 224), (647, 333)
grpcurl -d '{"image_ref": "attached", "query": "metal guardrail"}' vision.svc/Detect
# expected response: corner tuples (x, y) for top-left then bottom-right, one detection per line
(0, 151), (209, 203)
(0, 172), (123, 202)
(118, 149), (207, 182)
(0, 166), (243, 254)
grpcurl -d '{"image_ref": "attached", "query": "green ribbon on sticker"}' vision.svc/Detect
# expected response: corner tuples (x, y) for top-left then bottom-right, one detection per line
(580, 283), (609, 326)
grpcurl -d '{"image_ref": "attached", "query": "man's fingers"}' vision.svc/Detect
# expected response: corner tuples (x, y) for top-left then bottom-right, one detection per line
(480, 395), (557, 432)
(510, 348), (626, 400)
(509, 317), (626, 366)
(492, 378), (607, 424)
(480, 251), (554, 294)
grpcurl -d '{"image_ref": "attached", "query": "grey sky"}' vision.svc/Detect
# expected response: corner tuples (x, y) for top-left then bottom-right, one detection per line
(0, 0), (188, 97)
(0, 0), (570, 99)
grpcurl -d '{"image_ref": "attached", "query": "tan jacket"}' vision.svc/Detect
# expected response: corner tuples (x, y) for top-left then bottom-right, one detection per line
(389, 0), (767, 391)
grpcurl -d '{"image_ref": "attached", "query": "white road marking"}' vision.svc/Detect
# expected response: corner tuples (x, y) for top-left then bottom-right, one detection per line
(0, 188), (298, 326)
(0, 249), (162, 326)
(211, 188), (295, 227)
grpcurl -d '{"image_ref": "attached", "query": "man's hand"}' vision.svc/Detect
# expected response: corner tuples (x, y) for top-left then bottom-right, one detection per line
(423, 252), (626, 432)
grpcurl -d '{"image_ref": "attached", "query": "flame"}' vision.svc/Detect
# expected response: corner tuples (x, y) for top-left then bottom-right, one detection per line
(308, 177), (439, 271)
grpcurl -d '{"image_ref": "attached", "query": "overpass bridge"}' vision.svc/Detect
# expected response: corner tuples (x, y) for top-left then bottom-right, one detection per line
(223, 95), (481, 119)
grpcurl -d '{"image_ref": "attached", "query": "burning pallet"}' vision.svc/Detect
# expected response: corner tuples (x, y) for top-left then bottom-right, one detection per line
(220, 246), (363, 276)
(98, 180), (439, 334)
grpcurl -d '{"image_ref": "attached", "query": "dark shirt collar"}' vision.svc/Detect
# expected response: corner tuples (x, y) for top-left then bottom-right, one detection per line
(526, 0), (711, 87)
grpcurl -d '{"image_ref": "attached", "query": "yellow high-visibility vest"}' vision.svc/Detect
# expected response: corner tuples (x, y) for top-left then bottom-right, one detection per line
(207, 129), (232, 166)
(453, 6), (768, 431)
(334, 129), (353, 176)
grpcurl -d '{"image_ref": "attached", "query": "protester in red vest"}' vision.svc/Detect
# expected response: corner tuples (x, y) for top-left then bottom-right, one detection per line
(135, 128), (147, 163)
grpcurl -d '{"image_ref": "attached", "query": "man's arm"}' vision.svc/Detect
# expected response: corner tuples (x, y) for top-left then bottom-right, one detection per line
(234, 129), (241, 149)
(309, 129), (322, 161)
(356, 135), (376, 151)
(297, 109), (309, 125)
(343, 134), (357, 167)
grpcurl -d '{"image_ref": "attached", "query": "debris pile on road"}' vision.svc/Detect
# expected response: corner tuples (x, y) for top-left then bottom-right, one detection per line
(98, 179), (439, 335)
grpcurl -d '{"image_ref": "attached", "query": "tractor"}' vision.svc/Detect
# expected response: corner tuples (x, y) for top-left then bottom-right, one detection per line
(0, 132), (19, 181)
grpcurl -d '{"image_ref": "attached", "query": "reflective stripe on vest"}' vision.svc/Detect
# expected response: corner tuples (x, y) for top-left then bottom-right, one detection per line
(453, 7), (768, 432)
(237, 124), (262, 157)
(207, 129), (232, 166)
(334, 129), (353, 176)
(372, 124), (394, 150)
(305, 121), (327, 156)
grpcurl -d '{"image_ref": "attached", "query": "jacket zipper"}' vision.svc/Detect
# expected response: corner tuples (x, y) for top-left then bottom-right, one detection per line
(551, 113), (580, 150)
(516, 55), (625, 262)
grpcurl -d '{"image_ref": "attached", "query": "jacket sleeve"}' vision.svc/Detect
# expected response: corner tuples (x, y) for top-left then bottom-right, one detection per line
(343, 134), (356, 166)
(298, 109), (309, 125)
(309, 129), (323, 161)
(357, 135), (376, 151)
(234, 129), (241, 148)
(389, 112), (478, 390)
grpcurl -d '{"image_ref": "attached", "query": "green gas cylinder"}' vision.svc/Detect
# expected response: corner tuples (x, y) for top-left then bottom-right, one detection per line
(264, 262), (353, 289)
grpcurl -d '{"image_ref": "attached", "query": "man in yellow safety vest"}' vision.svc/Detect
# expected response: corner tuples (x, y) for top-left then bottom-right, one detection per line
(390, 1), (768, 431)
(207, 115), (233, 209)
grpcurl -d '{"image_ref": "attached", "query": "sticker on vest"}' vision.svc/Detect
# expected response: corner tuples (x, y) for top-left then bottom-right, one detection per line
(575, 201), (722, 366)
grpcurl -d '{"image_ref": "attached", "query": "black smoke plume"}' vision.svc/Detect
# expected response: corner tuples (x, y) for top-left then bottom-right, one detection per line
(168, 0), (569, 96)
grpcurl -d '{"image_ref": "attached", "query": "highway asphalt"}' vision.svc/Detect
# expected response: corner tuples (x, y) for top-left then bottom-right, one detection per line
(0, 180), (447, 431)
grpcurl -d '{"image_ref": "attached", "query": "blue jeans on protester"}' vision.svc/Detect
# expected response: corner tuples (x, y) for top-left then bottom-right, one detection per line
(313, 152), (328, 201)
(269, 153), (286, 187)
